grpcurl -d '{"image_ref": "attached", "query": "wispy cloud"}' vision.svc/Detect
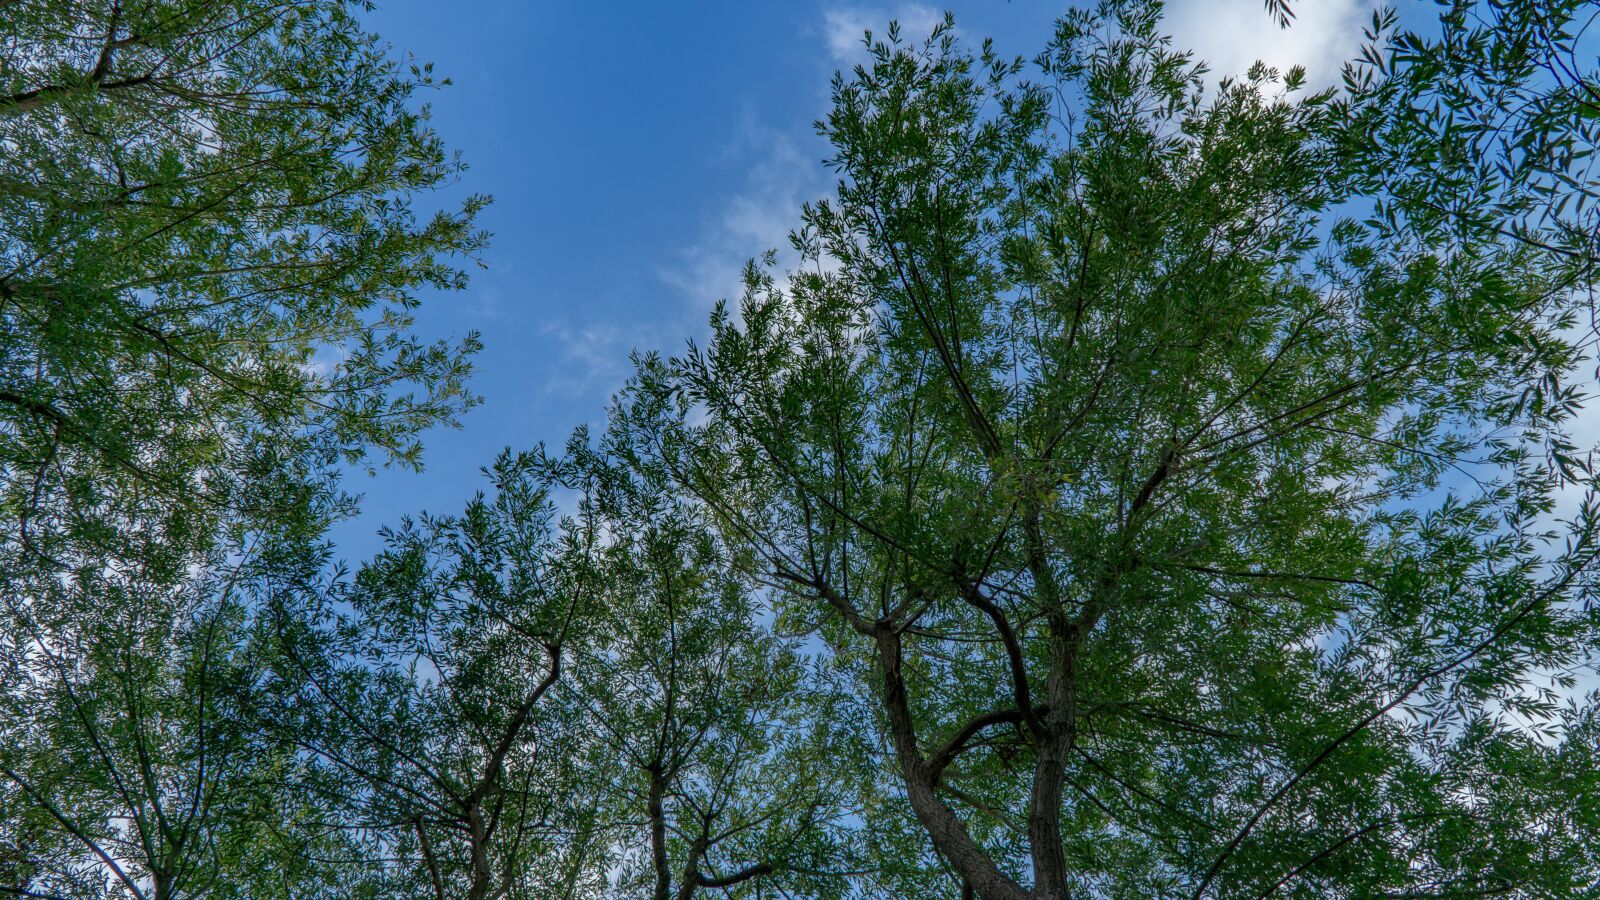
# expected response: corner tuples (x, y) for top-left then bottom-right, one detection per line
(821, 3), (947, 66)
(465, 281), (507, 321)
(661, 111), (827, 316)
(662, 3), (941, 319)
(1164, 0), (1369, 87)
(537, 320), (663, 401)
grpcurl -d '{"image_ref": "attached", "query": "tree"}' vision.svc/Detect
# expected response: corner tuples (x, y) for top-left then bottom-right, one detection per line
(1339, 0), (1600, 270)
(262, 417), (863, 900)
(561, 392), (863, 900)
(11, 1), (1600, 897)
(0, 536), (383, 900)
(0, 0), (484, 569)
(264, 453), (602, 900)
(1, 1), (486, 896)
(663, 4), (1600, 897)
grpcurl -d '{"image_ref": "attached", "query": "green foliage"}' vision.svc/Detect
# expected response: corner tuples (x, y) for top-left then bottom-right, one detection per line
(663, 2), (1600, 897)
(0, 540), (377, 899)
(264, 452), (605, 900)
(0, 1), (485, 897)
(561, 388), (865, 900)
(260, 428), (862, 900)
(0, 0), (487, 576)
(8, 1), (1600, 898)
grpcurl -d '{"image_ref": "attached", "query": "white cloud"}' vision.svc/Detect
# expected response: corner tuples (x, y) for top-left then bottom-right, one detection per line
(538, 320), (652, 400)
(1164, 0), (1369, 87)
(661, 114), (826, 315)
(822, 4), (947, 66)
(467, 281), (506, 321)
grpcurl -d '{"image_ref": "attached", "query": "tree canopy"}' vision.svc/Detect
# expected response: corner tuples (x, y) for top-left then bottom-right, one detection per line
(1, 0), (483, 896)
(667, 4), (1600, 895)
(4, 1), (1600, 898)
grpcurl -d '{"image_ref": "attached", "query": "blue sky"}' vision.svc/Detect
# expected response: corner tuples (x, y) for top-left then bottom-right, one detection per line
(335, 0), (1376, 556)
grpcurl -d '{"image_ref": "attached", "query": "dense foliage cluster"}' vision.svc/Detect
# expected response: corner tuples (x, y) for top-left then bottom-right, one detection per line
(0, 1), (484, 896)
(4, 1), (1600, 898)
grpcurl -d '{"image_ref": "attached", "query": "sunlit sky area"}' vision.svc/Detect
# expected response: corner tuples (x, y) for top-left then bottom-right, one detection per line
(335, 0), (1380, 554)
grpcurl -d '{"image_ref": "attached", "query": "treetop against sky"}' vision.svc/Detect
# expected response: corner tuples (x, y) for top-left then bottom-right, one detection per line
(4, 1), (1600, 898)
(337, 0), (1403, 555)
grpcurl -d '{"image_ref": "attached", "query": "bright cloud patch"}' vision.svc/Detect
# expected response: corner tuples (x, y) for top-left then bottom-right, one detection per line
(1165, 0), (1369, 86)
(822, 3), (946, 64)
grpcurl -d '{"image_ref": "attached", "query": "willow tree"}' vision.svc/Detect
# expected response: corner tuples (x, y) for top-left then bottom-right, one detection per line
(0, 0), (484, 565)
(1, 1), (484, 896)
(665, 4), (1600, 897)
(559, 393), (864, 900)
(0, 539), (383, 900)
(257, 424), (862, 900)
(264, 453), (603, 900)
